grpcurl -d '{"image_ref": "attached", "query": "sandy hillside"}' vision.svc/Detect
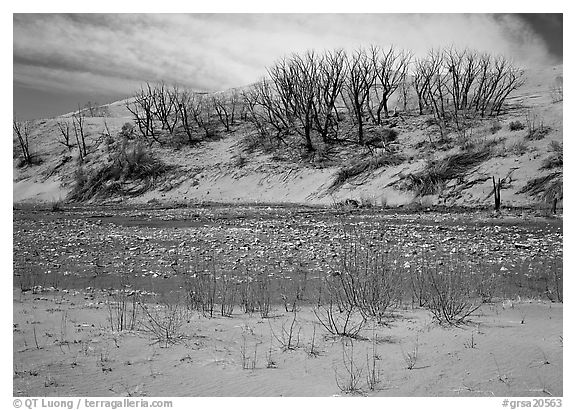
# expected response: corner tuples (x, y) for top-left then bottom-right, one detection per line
(13, 65), (562, 209)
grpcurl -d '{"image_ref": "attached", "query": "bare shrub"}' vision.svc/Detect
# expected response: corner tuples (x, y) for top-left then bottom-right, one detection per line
(313, 285), (365, 338)
(549, 76), (563, 103)
(401, 337), (419, 370)
(185, 257), (217, 318)
(366, 329), (381, 390)
(107, 289), (140, 332)
(423, 256), (482, 325)
(138, 299), (188, 347)
(255, 273), (272, 318)
(330, 152), (405, 191)
(508, 139), (529, 156)
(269, 311), (301, 351)
(338, 237), (403, 324)
(540, 141), (563, 170)
(525, 112), (552, 141)
(240, 333), (259, 370)
(335, 339), (364, 394)
(509, 120), (525, 131)
(219, 274), (238, 317)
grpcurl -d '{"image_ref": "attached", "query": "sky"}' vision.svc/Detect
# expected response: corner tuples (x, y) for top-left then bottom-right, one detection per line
(13, 13), (563, 120)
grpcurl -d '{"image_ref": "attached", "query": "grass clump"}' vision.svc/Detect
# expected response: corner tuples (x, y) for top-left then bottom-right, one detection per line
(509, 120), (525, 131)
(329, 152), (405, 191)
(401, 147), (492, 196)
(68, 139), (170, 202)
(540, 141), (563, 170)
(489, 121), (502, 134)
(508, 140), (529, 156)
(519, 171), (563, 203)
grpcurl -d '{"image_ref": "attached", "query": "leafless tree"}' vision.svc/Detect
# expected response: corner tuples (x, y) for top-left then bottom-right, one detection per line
(368, 45), (411, 124)
(176, 90), (197, 144)
(72, 106), (88, 159)
(212, 92), (237, 132)
(422, 49), (449, 140)
(13, 119), (33, 164)
(344, 48), (376, 144)
(312, 49), (347, 142)
(468, 54), (521, 117)
(241, 87), (270, 140)
(267, 52), (318, 151)
(126, 83), (159, 144)
(254, 78), (292, 141)
(190, 94), (216, 138)
(151, 83), (180, 134)
(488, 58), (525, 116)
(56, 120), (74, 150)
(412, 57), (434, 115)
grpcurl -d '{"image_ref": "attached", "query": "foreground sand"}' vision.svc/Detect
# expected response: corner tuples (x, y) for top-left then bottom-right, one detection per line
(13, 288), (562, 397)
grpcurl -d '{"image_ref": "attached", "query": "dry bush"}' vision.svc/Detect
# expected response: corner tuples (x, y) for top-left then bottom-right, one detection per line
(489, 120), (502, 134)
(338, 239), (403, 324)
(185, 257), (217, 318)
(550, 76), (563, 103)
(107, 289), (140, 332)
(255, 273), (273, 318)
(269, 311), (301, 351)
(330, 152), (405, 191)
(400, 147), (492, 196)
(335, 339), (364, 394)
(219, 274), (238, 317)
(401, 337), (420, 370)
(138, 299), (188, 347)
(519, 172), (563, 205)
(313, 291), (365, 339)
(525, 112), (552, 141)
(540, 141), (563, 170)
(507, 140), (529, 156)
(67, 139), (169, 201)
(423, 256), (482, 325)
(509, 120), (525, 131)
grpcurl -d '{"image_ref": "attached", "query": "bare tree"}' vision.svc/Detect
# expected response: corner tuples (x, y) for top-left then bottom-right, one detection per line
(56, 120), (74, 150)
(412, 57), (434, 115)
(368, 45), (411, 124)
(212, 92), (236, 132)
(344, 48), (376, 145)
(312, 49), (347, 142)
(422, 49), (449, 140)
(289, 51), (319, 151)
(13, 119), (33, 165)
(489, 60), (524, 116)
(267, 52), (318, 151)
(72, 106), (88, 159)
(254, 78), (292, 142)
(241, 86), (271, 140)
(152, 83), (179, 134)
(176, 90), (197, 144)
(190, 94), (216, 138)
(126, 83), (159, 144)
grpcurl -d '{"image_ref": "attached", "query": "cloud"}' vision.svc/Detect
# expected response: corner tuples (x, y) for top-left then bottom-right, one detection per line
(13, 13), (555, 98)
